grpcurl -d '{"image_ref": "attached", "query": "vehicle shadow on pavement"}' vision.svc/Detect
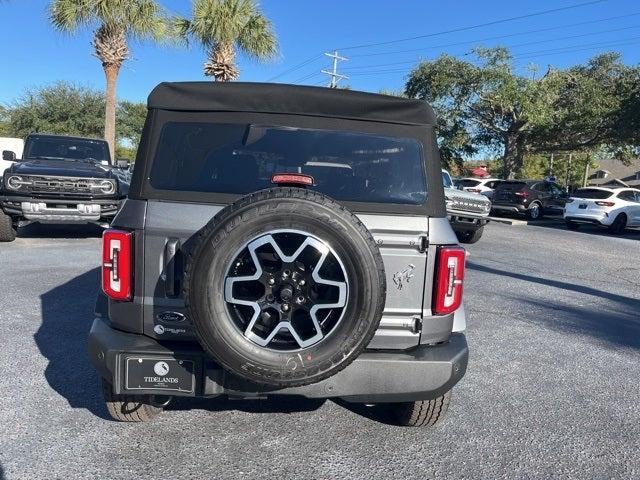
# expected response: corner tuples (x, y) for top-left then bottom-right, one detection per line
(0, 462), (5, 480)
(18, 223), (103, 239)
(34, 267), (110, 419)
(167, 396), (327, 414)
(468, 262), (640, 349)
(330, 399), (400, 426)
(528, 220), (640, 241)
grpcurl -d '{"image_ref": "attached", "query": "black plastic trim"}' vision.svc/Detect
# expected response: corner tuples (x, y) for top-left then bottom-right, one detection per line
(88, 316), (468, 402)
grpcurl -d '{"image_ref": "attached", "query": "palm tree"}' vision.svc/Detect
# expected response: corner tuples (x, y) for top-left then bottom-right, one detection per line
(176, 0), (277, 82)
(49, 0), (167, 161)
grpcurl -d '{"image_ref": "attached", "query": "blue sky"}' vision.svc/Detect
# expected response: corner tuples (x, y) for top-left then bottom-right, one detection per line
(1, 0), (639, 104)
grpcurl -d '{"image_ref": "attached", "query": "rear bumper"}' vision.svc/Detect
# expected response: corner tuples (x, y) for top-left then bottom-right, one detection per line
(0, 195), (122, 223)
(491, 203), (527, 214)
(88, 316), (469, 403)
(564, 212), (610, 226)
(448, 214), (488, 231)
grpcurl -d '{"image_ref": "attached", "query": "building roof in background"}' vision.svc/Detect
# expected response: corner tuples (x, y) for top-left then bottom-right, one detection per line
(588, 158), (640, 187)
(470, 166), (491, 178)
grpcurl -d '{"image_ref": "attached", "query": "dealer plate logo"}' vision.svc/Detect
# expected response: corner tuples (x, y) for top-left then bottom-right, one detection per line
(153, 361), (170, 376)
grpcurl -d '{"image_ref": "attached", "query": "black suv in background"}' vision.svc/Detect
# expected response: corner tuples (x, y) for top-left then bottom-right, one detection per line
(0, 134), (129, 241)
(491, 180), (569, 220)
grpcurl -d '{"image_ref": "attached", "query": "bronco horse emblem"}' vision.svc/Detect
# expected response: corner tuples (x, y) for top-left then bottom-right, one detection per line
(393, 264), (415, 290)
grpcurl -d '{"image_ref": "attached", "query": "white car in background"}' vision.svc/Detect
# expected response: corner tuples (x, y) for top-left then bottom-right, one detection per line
(564, 187), (640, 234)
(456, 177), (502, 199)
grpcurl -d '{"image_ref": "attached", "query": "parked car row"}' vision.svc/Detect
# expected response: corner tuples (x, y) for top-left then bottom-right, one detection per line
(459, 175), (640, 235)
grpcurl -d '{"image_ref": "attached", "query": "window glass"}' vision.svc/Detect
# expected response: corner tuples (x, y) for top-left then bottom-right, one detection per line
(441, 171), (453, 188)
(549, 183), (565, 195)
(24, 137), (109, 163)
(459, 179), (480, 187)
(617, 190), (636, 202)
(149, 122), (427, 205)
(573, 188), (613, 199)
(533, 183), (549, 192)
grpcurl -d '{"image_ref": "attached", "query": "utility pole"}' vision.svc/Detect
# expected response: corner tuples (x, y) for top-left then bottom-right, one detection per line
(549, 152), (554, 178)
(566, 153), (573, 191)
(582, 161), (590, 188)
(322, 51), (348, 88)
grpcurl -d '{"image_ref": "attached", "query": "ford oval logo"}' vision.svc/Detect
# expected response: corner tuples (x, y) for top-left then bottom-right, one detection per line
(156, 311), (186, 323)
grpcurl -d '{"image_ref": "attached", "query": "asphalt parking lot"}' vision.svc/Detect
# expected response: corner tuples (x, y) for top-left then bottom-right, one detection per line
(0, 221), (638, 480)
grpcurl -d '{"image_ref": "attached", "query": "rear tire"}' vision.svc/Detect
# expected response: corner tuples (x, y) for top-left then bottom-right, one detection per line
(0, 210), (16, 242)
(608, 213), (627, 234)
(455, 226), (484, 244)
(565, 220), (580, 230)
(102, 380), (167, 422)
(526, 202), (542, 221)
(389, 390), (452, 427)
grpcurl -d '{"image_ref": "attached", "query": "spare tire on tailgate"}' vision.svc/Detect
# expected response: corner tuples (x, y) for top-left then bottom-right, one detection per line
(184, 187), (386, 388)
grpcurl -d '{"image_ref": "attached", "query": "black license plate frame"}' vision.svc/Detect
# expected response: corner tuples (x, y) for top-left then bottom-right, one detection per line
(124, 356), (195, 394)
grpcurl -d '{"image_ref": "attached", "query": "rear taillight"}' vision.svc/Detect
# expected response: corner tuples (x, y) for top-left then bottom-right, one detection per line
(514, 191), (529, 198)
(102, 229), (133, 301)
(433, 246), (466, 315)
(595, 201), (615, 207)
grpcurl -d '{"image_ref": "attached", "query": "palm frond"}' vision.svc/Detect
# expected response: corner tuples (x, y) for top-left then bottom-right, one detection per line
(49, 0), (93, 32)
(185, 0), (277, 80)
(237, 12), (277, 60)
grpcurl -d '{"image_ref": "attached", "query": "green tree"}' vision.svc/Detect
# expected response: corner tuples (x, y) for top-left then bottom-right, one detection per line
(7, 82), (105, 139)
(405, 48), (636, 178)
(4, 82), (147, 159)
(175, 0), (277, 81)
(529, 54), (638, 160)
(0, 106), (11, 136)
(49, 0), (168, 160)
(116, 100), (147, 156)
(406, 48), (561, 178)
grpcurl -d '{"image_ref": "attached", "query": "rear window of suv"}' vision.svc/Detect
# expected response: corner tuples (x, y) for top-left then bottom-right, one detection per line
(496, 181), (527, 191)
(459, 179), (481, 187)
(573, 188), (613, 199)
(148, 123), (427, 205)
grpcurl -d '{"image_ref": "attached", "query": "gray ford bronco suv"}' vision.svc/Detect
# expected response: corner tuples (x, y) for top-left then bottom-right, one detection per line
(89, 82), (469, 427)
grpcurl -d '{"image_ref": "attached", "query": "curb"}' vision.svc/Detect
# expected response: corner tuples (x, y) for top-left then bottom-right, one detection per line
(488, 217), (564, 227)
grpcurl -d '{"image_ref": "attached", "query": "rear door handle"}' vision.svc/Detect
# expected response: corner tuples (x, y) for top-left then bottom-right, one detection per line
(163, 238), (180, 297)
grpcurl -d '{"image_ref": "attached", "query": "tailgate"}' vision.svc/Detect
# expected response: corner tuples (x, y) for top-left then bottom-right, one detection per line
(494, 182), (526, 203)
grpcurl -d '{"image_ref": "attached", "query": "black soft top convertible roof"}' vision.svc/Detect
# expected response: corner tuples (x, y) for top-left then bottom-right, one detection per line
(148, 82), (436, 126)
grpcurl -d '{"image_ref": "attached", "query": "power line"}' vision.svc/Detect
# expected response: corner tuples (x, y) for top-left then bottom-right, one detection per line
(344, 37), (640, 77)
(340, 27), (640, 73)
(266, 54), (324, 82)
(515, 36), (640, 59)
(336, 0), (608, 50)
(291, 71), (323, 84)
(348, 12), (640, 59)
